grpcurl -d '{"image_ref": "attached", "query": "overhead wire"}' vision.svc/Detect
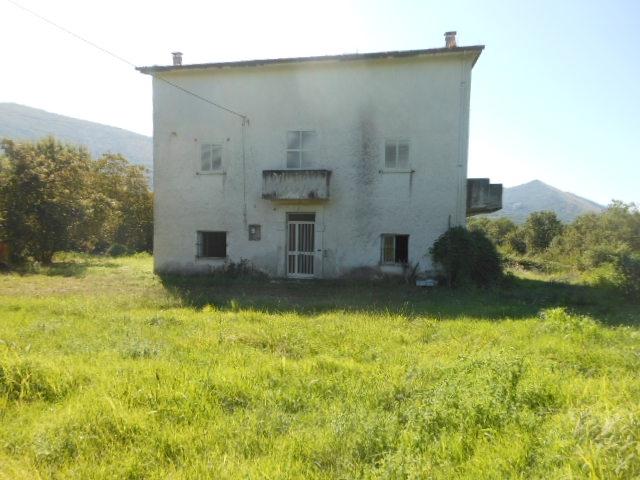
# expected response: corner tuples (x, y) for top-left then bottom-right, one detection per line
(4, 0), (249, 121)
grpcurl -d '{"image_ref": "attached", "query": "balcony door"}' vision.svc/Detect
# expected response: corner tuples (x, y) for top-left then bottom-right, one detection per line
(286, 213), (316, 278)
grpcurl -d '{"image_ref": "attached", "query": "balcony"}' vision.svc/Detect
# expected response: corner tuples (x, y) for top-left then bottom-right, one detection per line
(262, 169), (331, 202)
(466, 178), (502, 216)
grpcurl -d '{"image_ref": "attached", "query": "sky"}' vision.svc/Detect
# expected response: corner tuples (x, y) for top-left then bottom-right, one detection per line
(0, 0), (638, 205)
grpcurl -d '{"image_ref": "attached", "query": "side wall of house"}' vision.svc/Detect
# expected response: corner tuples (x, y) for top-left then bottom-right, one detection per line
(152, 54), (475, 277)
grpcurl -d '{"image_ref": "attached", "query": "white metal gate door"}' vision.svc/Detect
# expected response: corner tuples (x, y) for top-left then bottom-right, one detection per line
(287, 214), (315, 278)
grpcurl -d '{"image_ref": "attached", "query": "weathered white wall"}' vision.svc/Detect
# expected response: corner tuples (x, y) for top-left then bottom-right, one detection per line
(151, 52), (476, 277)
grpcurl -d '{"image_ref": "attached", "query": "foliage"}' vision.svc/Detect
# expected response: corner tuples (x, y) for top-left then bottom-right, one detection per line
(549, 201), (640, 264)
(473, 203), (640, 298)
(505, 228), (527, 255)
(0, 254), (639, 478)
(0, 137), (93, 263)
(618, 253), (640, 297)
(430, 226), (503, 287)
(467, 216), (516, 246)
(0, 137), (152, 264)
(522, 210), (564, 253)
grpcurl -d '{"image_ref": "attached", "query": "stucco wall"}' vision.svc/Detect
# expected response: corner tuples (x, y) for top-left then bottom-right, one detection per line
(151, 52), (476, 277)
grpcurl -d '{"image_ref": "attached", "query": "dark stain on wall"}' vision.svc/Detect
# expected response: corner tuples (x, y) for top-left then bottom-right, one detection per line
(353, 103), (379, 239)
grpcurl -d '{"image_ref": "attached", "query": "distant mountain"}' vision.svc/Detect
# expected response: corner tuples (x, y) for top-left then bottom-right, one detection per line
(487, 180), (605, 223)
(0, 103), (152, 169)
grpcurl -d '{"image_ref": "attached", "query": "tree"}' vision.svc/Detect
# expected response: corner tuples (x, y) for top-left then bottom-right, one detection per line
(546, 201), (639, 269)
(522, 211), (564, 254)
(0, 137), (153, 264)
(88, 154), (153, 252)
(0, 137), (92, 263)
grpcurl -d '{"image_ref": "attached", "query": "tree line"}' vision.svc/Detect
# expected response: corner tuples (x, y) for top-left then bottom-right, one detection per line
(468, 204), (640, 296)
(0, 137), (153, 264)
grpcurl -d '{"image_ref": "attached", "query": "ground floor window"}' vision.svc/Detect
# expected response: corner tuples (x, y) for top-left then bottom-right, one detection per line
(197, 231), (226, 258)
(381, 234), (409, 264)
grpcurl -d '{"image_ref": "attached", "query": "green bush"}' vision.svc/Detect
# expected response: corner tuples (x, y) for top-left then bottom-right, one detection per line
(505, 229), (527, 255)
(430, 227), (503, 287)
(522, 211), (564, 253)
(579, 243), (630, 270)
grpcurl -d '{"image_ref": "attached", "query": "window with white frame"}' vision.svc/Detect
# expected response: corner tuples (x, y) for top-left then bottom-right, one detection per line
(384, 139), (410, 169)
(200, 143), (222, 172)
(286, 130), (316, 168)
(381, 234), (409, 264)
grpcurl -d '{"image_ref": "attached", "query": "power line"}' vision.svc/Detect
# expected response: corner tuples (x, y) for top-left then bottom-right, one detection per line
(5, 0), (248, 120)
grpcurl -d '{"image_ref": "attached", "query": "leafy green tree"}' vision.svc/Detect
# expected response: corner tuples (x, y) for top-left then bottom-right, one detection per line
(0, 137), (153, 264)
(522, 211), (564, 253)
(89, 154), (153, 252)
(0, 137), (92, 263)
(548, 201), (639, 267)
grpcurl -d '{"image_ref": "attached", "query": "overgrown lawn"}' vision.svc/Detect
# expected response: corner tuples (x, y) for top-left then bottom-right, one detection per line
(1, 254), (639, 479)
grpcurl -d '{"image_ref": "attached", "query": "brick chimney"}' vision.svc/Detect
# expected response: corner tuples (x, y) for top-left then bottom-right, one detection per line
(444, 31), (457, 48)
(172, 52), (183, 66)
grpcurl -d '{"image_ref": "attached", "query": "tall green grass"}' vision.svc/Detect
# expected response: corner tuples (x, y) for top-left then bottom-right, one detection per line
(1, 254), (639, 479)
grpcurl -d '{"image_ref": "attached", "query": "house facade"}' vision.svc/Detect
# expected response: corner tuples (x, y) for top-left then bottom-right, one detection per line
(138, 35), (500, 278)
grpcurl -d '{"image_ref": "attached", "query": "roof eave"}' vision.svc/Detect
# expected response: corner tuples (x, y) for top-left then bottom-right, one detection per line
(136, 45), (484, 75)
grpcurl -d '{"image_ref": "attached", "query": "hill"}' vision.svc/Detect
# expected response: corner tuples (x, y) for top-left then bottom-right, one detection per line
(0, 103), (152, 169)
(488, 179), (605, 223)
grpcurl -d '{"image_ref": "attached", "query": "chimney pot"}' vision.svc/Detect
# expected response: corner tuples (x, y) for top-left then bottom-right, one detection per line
(444, 31), (457, 48)
(172, 51), (183, 66)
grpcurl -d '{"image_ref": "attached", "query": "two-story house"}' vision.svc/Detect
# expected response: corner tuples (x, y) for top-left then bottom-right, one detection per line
(137, 32), (501, 278)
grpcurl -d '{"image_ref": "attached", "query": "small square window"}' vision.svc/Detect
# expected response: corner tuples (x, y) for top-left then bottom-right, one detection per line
(197, 231), (226, 258)
(381, 234), (409, 264)
(384, 139), (410, 169)
(248, 224), (261, 241)
(200, 144), (222, 172)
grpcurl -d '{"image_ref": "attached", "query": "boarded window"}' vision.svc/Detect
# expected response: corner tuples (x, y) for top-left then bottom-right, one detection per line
(381, 234), (409, 264)
(200, 144), (222, 172)
(384, 139), (410, 169)
(197, 231), (226, 258)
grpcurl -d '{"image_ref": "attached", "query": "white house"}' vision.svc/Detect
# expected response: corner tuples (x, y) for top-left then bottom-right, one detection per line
(137, 32), (501, 278)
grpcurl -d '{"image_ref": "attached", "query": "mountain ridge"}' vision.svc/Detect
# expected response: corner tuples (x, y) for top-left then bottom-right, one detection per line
(487, 179), (605, 223)
(0, 103), (152, 169)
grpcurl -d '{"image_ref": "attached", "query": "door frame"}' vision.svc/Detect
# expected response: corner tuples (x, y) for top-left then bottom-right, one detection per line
(286, 212), (317, 278)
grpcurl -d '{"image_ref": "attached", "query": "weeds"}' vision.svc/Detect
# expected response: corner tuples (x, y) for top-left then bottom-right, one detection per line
(0, 254), (638, 478)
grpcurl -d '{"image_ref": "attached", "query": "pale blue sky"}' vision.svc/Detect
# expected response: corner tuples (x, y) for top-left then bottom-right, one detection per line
(1, 0), (638, 204)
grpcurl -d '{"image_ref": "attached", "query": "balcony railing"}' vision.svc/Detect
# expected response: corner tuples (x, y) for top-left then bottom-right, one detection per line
(262, 169), (331, 202)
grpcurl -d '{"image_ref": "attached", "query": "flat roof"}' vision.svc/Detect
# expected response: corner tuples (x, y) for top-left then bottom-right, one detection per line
(136, 45), (484, 74)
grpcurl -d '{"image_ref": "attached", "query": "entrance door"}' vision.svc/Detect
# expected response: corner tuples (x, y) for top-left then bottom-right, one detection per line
(287, 213), (315, 278)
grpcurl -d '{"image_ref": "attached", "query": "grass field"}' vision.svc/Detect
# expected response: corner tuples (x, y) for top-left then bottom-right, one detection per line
(1, 254), (639, 479)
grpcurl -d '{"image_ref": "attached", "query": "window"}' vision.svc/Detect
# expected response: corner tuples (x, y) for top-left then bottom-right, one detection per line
(200, 143), (222, 172)
(197, 231), (226, 258)
(384, 139), (410, 169)
(286, 130), (316, 168)
(381, 234), (409, 264)
(248, 224), (261, 241)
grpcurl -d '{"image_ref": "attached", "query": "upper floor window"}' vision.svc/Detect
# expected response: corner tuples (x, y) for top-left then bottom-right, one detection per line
(286, 130), (316, 168)
(200, 143), (222, 172)
(384, 139), (410, 169)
